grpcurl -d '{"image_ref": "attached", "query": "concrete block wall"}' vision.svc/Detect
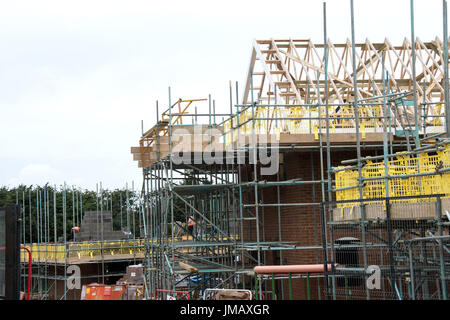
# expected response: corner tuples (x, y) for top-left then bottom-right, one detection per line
(75, 211), (123, 242)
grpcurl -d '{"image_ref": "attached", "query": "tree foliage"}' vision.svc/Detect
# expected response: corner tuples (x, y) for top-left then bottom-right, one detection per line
(0, 184), (140, 243)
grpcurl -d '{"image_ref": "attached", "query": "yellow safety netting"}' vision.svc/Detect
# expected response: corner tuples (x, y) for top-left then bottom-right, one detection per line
(20, 240), (146, 262)
(20, 236), (238, 262)
(335, 145), (450, 208)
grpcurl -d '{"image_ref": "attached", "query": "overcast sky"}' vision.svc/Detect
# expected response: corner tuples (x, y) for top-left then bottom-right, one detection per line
(0, 0), (445, 191)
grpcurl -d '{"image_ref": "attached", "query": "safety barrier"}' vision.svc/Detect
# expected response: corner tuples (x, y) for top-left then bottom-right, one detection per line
(335, 146), (450, 208)
(20, 236), (238, 262)
(20, 239), (146, 262)
(223, 105), (446, 147)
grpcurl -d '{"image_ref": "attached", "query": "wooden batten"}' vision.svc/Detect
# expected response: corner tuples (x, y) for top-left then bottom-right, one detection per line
(178, 261), (199, 274)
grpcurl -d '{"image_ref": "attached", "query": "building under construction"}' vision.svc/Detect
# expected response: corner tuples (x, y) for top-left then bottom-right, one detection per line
(2, 2), (449, 301)
(4, 184), (147, 300)
(130, 32), (450, 300)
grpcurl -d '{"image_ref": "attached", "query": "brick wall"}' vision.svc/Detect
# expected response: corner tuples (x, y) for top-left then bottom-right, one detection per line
(240, 148), (380, 299)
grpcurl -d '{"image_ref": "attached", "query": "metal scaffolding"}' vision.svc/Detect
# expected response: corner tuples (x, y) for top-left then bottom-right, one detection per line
(3, 183), (144, 300)
(2, 0), (449, 301)
(134, 0), (450, 300)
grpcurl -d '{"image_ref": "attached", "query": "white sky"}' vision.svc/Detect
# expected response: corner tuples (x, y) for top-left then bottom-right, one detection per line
(0, 0), (445, 190)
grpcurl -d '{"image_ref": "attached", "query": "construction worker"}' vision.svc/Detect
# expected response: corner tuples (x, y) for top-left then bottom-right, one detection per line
(71, 226), (80, 241)
(187, 216), (195, 237)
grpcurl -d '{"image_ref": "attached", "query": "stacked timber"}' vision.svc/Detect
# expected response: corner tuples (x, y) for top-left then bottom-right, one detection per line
(131, 125), (223, 168)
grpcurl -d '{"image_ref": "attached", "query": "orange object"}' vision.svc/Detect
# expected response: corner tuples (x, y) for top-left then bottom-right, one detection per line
(254, 264), (335, 275)
(83, 284), (126, 300)
(72, 227), (80, 232)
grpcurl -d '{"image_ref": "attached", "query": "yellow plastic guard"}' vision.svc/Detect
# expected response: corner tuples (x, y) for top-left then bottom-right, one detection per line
(335, 145), (450, 208)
